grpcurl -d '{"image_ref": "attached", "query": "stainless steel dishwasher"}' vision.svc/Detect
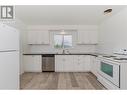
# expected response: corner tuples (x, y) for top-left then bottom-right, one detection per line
(42, 54), (55, 72)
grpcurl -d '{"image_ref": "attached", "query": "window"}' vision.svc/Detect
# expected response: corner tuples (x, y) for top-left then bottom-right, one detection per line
(54, 35), (63, 48)
(54, 34), (72, 49)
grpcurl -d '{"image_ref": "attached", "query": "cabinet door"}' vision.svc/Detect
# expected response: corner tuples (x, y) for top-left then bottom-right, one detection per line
(90, 56), (95, 74)
(77, 31), (84, 44)
(55, 55), (64, 72)
(41, 31), (50, 44)
(77, 31), (90, 44)
(24, 55), (42, 72)
(83, 31), (91, 44)
(27, 31), (37, 44)
(34, 31), (50, 44)
(27, 31), (50, 45)
(63, 55), (74, 72)
(36, 31), (43, 44)
(89, 31), (98, 44)
(90, 56), (98, 76)
(95, 57), (100, 76)
(77, 30), (98, 44)
(83, 55), (91, 71)
(55, 55), (74, 72)
(74, 55), (85, 71)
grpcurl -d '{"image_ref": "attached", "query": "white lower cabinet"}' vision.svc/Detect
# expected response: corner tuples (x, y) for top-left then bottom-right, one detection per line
(90, 56), (99, 76)
(73, 55), (85, 71)
(55, 55), (74, 72)
(23, 55), (42, 72)
(55, 55), (65, 72)
(73, 55), (91, 72)
(55, 55), (91, 72)
(63, 55), (74, 72)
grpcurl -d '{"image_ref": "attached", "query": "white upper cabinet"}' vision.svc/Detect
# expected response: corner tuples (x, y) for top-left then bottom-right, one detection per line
(77, 30), (98, 44)
(27, 31), (36, 44)
(89, 31), (98, 44)
(27, 30), (50, 45)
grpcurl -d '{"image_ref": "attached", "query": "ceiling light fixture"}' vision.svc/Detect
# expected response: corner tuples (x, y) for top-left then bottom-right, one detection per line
(104, 9), (112, 14)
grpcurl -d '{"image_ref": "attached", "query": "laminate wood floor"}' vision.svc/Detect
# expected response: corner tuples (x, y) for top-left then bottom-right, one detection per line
(20, 72), (106, 90)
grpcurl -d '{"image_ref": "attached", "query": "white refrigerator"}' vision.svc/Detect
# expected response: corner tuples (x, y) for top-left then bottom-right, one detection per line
(0, 23), (19, 89)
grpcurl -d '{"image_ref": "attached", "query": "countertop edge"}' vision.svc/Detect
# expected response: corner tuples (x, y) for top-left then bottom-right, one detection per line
(23, 53), (98, 57)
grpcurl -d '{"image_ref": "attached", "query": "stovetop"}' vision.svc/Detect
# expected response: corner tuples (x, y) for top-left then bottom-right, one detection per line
(102, 55), (127, 61)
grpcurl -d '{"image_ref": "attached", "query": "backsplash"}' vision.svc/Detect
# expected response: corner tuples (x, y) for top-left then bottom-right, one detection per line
(27, 44), (97, 53)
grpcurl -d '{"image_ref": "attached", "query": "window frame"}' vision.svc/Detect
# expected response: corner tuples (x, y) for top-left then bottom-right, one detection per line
(53, 34), (73, 49)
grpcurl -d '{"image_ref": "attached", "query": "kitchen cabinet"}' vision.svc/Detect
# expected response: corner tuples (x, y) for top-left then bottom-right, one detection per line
(63, 55), (74, 72)
(55, 55), (91, 72)
(27, 30), (50, 45)
(77, 31), (98, 44)
(90, 56), (99, 76)
(83, 55), (91, 71)
(120, 62), (127, 89)
(55, 55), (64, 72)
(89, 31), (98, 44)
(73, 55), (91, 72)
(23, 55), (42, 72)
(73, 55), (85, 71)
(55, 55), (74, 72)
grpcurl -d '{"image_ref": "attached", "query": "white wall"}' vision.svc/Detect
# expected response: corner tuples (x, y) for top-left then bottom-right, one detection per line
(97, 7), (127, 55)
(0, 19), (27, 74)
(26, 25), (98, 53)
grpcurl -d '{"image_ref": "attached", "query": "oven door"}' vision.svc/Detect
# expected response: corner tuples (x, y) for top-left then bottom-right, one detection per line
(99, 60), (120, 87)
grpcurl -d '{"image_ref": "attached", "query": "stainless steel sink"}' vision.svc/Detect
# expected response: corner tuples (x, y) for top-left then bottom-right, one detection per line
(56, 53), (71, 55)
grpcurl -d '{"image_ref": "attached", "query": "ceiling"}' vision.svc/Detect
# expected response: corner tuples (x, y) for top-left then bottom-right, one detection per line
(15, 5), (127, 25)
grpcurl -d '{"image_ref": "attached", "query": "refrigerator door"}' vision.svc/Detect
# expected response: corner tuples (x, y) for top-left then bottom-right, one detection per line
(0, 24), (19, 51)
(0, 51), (19, 89)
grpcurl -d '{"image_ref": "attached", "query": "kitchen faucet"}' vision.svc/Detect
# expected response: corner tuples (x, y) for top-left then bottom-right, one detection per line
(62, 49), (65, 54)
(62, 49), (69, 54)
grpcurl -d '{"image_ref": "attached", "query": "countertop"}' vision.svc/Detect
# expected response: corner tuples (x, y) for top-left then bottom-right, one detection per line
(23, 52), (99, 57)
(23, 52), (127, 62)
